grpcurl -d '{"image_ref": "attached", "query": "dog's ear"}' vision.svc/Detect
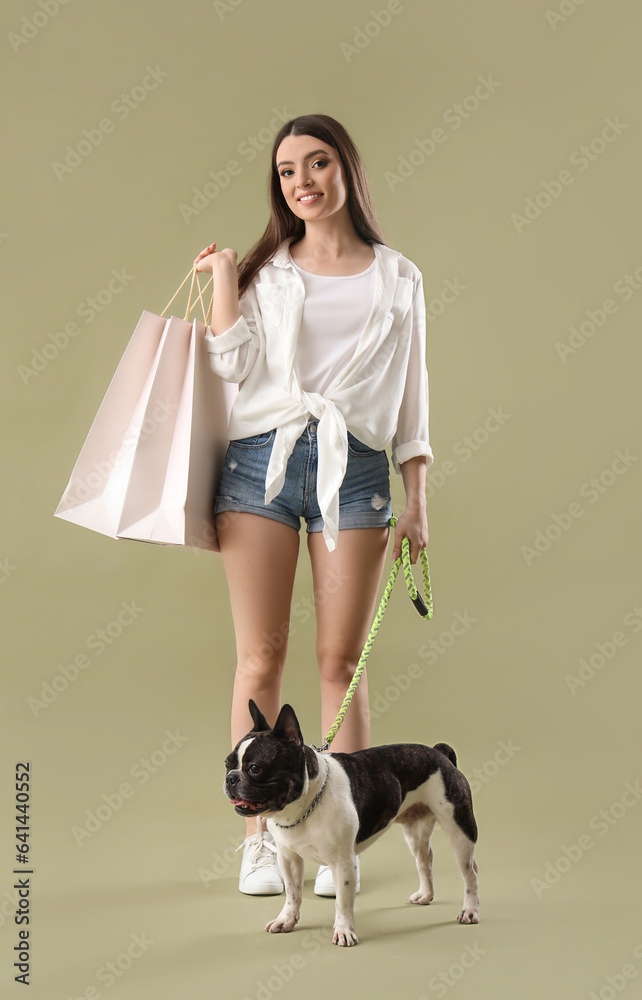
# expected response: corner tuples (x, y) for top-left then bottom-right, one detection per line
(272, 704), (303, 747)
(248, 699), (271, 733)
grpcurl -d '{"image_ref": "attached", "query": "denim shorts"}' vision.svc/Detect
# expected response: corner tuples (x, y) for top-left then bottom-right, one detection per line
(214, 420), (392, 534)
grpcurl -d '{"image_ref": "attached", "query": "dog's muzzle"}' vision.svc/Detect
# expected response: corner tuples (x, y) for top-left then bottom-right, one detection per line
(225, 770), (272, 814)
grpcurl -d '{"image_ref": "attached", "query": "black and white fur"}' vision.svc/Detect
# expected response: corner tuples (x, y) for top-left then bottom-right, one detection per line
(224, 700), (480, 947)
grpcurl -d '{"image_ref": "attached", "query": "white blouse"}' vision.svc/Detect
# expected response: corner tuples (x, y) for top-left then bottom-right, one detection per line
(205, 237), (433, 552)
(292, 256), (376, 394)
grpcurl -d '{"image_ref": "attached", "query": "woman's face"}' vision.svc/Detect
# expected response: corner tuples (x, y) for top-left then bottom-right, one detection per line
(275, 133), (349, 223)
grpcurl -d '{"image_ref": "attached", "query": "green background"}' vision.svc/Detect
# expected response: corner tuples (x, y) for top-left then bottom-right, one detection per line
(2, 0), (641, 997)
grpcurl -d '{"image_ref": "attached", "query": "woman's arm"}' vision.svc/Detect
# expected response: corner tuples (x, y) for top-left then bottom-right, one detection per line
(194, 244), (241, 335)
(391, 271), (433, 472)
(392, 455), (429, 564)
(194, 243), (259, 382)
(390, 271), (431, 563)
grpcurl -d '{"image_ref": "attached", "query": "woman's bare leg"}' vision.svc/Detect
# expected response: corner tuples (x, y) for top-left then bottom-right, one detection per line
(307, 526), (390, 753)
(218, 511), (300, 836)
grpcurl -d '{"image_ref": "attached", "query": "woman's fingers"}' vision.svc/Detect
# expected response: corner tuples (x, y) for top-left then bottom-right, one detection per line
(194, 243), (216, 263)
(194, 243), (219, 273)
(192, 244), (239, 274)
(392, 529), (406, 563)
(193, 242), (217, 264)
(393, 532), (425, 564)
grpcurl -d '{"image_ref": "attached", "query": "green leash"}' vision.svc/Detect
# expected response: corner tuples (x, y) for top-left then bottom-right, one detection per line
(311, 515), (433, 753)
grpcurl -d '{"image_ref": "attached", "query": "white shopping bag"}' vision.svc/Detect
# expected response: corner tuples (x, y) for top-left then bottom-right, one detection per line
(54, 267), (237, 552)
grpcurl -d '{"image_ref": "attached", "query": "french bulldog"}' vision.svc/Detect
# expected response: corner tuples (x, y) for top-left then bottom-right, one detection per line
(224, 700), (480, 947)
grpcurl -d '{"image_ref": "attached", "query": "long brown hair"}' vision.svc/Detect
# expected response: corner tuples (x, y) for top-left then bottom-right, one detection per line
(236, 114), (389, 299)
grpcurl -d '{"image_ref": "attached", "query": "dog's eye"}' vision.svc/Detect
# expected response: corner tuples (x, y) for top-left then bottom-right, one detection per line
(247, 764), (262, 775)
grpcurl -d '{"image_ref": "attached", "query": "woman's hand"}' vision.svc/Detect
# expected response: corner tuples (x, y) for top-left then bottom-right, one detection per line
(393, 455), (428, 564)
(193, 242), (238, 273)
(194, 243), (241, 336)
(391, 507), (429, 565)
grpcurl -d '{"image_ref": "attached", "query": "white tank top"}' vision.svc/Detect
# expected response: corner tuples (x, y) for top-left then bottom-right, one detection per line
(292, 256), (376, 394)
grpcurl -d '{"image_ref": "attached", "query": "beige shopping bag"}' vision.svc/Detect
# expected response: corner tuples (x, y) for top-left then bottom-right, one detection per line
(54, 267), (237, 552)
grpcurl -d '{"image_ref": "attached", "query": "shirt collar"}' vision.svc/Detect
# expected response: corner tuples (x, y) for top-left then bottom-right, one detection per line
(270, 235), (402, 269)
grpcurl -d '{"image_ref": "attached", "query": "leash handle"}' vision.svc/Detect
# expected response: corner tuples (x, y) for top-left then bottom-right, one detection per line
(390, 515), (433, 620)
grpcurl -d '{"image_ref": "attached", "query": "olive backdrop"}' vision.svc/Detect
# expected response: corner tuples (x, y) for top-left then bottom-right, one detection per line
(1, 1), (641, 998)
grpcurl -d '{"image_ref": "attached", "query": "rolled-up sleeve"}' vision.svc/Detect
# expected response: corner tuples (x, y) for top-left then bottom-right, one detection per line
(391, 271), (434, 473)
(204, 282), (261, 383)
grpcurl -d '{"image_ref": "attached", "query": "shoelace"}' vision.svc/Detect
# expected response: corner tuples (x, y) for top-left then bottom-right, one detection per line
(236, 829), (278, 869)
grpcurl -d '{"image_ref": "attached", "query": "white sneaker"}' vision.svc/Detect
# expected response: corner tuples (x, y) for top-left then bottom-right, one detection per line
(236, 821), (283, 895)
(314, 856), (360, 897)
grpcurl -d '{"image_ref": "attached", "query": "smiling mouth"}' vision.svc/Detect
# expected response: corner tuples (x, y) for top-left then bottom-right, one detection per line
(298, 193), (323, 203)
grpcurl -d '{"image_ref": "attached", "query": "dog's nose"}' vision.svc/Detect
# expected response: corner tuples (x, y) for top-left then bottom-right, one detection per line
(226, 770), (240, 788)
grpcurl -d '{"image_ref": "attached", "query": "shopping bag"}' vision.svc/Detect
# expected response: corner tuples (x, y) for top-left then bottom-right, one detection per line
(54, 266), (237, 552)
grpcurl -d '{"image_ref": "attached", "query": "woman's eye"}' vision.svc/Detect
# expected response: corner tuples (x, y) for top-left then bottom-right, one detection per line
(280, 160), (327, 178)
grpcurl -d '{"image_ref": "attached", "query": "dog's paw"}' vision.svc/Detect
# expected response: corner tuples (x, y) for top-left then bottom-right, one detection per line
(333, 923), (359, 947)
(456, 907), (479, 924)
(409, 889), (434, 905)
(265, 915), (298, 934)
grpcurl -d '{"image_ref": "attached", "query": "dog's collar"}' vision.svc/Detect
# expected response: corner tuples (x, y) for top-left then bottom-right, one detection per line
(273, 755), (330, 830)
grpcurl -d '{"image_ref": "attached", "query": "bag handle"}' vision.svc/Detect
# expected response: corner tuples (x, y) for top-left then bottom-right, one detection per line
(160, 266), (214, 324)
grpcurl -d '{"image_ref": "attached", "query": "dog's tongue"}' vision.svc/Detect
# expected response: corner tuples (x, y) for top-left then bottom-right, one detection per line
(231, 798), (264, 810)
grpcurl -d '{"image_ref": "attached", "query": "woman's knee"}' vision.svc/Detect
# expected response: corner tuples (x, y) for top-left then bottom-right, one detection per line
(235, 649), (287, 687)
(317, 650), (360, 686)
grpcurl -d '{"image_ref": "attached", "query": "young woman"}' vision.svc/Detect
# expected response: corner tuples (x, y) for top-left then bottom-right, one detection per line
(194, 113), (433, 897)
